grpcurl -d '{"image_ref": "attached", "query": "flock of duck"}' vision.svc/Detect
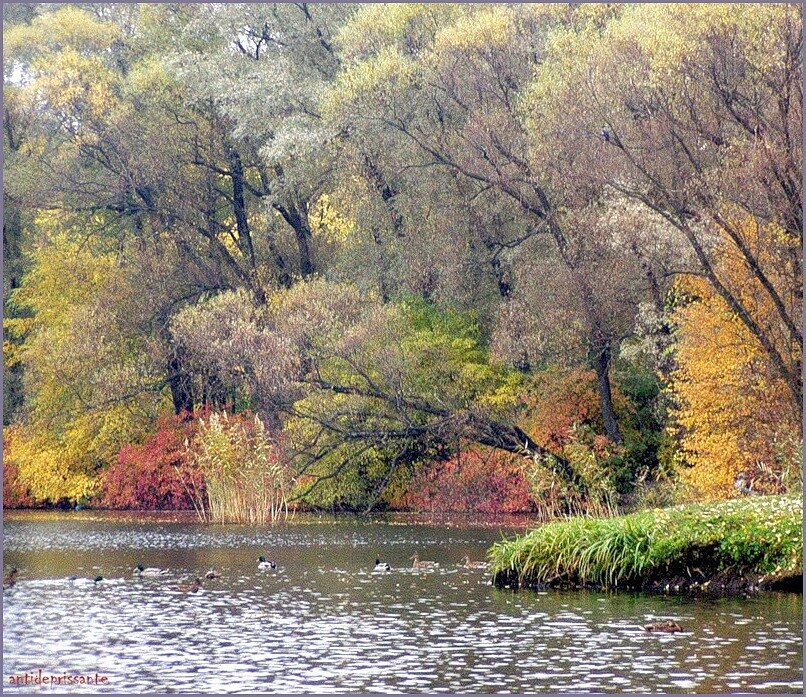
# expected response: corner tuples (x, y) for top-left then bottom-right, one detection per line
(3, 554), (490, 595)
(373, 555), (490, 572)
(4, 560), (684, 632)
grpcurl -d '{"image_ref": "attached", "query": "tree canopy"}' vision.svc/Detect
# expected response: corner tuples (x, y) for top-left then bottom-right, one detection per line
(3, 3), (801, 511)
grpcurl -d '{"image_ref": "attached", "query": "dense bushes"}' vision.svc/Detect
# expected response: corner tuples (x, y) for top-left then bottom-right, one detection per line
(2, 430), (37, 508)
(101, 411), (203, 510)
(402, 445), (534, 514)
(104, 408), (293, 522)
(3, 423), (100, 506)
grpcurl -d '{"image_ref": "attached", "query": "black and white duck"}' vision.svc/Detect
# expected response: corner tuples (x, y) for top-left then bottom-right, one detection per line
(134, 564), (170, 577)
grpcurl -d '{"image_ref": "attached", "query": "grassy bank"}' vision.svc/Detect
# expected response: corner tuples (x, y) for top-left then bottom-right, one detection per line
(490, 495), (803, 593)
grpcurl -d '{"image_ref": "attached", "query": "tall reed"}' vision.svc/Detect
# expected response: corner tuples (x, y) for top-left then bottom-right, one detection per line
(181, 411), (291, 524)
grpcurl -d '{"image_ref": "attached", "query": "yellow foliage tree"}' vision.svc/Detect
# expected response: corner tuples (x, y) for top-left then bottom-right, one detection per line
(670, 217), (802, 499)
(4, 219), (170, 504)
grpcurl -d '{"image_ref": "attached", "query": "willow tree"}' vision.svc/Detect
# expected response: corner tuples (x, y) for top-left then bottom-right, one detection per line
(324, 4), (676, 445)
(524, 3), (803, 411)
(163, 2), (353, 286)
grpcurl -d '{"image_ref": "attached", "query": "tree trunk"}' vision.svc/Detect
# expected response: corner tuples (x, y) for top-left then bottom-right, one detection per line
(167, 353), (194, 415)
(362, 154), (404, 237)
(467, 415), (587, 493)
(371, 227), (391, 302)
(227, 148), (268, 304)
(591, 342), (623, 444)
(275, 202), (314, 277)
(227, 148), (258, 272)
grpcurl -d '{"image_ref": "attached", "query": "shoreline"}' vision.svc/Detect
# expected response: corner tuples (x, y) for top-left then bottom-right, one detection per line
(1, 507), (536, 531)
(492, 567), (804, 596)
(489, 495), (803, 598)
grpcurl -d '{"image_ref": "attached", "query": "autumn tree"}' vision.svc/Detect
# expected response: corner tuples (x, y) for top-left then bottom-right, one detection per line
(324, 4), (684, 447)
(524, 3), (803, 412)
(670, 217), (802, 498)
(4, 223), (169, 503)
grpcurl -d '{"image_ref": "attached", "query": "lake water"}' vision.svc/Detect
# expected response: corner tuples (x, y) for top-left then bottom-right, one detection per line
(2, 511), (802, 693)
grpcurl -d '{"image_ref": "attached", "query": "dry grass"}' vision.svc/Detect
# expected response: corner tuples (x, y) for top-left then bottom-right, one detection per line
(183, 412), (291, 525)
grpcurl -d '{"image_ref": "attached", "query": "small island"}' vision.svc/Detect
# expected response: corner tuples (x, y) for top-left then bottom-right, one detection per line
(491, 495), (803, 595)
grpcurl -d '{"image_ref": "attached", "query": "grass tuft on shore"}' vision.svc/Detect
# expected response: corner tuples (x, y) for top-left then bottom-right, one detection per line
(490, 495), (803, 589)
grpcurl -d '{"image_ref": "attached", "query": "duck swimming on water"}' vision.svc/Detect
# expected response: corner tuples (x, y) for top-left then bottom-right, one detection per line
(411, 554), (439, 570)
(3, 567), (18, 589)
(175, 577), (203, 593)
(257, 556), (276, 570)
(134, 564), (170, 577)
(644, 620), (683, 633)
(459, 556), (490, 570)
(373, 558), (391, 572)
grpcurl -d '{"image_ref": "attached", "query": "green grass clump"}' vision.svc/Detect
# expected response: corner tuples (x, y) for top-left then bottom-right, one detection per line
(490, 495), (803, 589)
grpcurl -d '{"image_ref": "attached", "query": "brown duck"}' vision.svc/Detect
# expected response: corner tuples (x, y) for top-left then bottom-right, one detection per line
(175, 577), (203, 594)
(644, 620), (683, 633)
(3, 567), (18, 589)
(460, 556), (490, 570)
(411, 554), (439, 570)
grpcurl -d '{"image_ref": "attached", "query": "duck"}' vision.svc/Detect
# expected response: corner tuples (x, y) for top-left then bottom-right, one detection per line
(133, 564), (170, 577)
(459, 556), (490, 570)
(257, 556), (276, 570)
(644, 620), (683, 633)
(67, 575), (103, 584)
(175, 577), (203, 594)
(373, 558), (391, 573)
(411, 554), (439, 570)
(204, 569), (221, 580)
(3, 567), (18, 589)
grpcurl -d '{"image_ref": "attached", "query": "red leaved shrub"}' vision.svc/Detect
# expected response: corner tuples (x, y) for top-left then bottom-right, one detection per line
(100, 410), (206, 510)
(400, 369), (613, 515)
(522, 367), (603, 449)
(401, 445), (535, 514)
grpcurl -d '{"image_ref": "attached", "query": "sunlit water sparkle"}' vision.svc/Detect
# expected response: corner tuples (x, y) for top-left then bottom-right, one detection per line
(3, 512), (802, 693)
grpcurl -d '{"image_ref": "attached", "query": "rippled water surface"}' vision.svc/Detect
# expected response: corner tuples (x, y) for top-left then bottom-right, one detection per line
(3, 511), (803, 693)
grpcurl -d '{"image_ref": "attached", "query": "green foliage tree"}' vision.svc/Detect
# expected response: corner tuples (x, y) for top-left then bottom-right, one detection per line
(3, 3), (800, 511)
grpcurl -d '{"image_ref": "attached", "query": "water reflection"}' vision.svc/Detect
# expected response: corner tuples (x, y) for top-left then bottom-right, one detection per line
(3, 512), (802, 693)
